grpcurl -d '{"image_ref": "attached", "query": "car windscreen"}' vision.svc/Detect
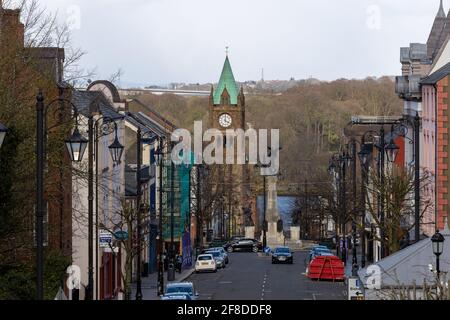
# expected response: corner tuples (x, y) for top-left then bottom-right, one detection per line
(210, 251), (221, 257)
(198, 255), (212, 261)
(166, 286), (192, 295)
(275, 248), (290, 254)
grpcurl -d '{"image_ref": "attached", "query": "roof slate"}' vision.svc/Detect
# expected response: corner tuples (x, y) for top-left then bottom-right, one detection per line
(420, 62), (450, 84)
(358, 228), (450, 287)
(72, 90), (123, 120)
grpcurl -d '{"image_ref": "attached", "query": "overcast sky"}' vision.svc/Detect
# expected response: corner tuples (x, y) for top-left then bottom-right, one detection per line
(32, 0), (445, 86)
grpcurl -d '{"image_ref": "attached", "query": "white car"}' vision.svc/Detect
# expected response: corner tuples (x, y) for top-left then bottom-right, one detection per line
(195, 254), (217, 273)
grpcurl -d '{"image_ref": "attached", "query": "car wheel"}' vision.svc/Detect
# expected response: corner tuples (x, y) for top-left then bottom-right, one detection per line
(252, 246), (258, 253)
(214, 269), (217, 273)
(227, 247), (233, 253)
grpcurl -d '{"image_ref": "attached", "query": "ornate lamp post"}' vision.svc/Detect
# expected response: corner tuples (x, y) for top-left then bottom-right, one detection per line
(154, 137), (170, 295)
(431, 230), (445, 281)
(36, 90), (123, 300)
(358, 142), (373, 268)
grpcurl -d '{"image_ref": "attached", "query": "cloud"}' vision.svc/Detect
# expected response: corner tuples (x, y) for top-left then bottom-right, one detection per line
(36, 0), (442, 85)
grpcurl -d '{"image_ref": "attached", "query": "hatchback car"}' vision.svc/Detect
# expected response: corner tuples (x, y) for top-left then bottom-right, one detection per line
(195, 254), (217, 273)
(271, 246), (293, 264)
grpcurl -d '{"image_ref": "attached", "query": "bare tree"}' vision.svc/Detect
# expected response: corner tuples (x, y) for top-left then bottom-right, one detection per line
(365, 166), (433, 255)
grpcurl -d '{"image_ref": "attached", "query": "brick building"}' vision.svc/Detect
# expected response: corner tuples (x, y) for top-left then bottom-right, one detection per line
(395, 0), (450, 237)
(0, 2), (72, 257)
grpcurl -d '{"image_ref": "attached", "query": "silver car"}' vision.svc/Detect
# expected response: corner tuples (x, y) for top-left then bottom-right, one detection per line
(206, 247), (229, 264)
(161, 282), (199, 300)
(209, 250), (226, 268)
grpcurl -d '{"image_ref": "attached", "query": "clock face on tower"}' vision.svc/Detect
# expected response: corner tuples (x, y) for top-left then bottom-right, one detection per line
(219, 113), (232, 128)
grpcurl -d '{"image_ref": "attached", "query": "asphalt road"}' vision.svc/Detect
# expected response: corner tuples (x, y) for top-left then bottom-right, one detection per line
(187, 251), (346, 300)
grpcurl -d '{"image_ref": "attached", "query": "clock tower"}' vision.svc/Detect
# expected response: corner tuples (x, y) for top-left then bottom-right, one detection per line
(209, 54), (245, 131)
(208, 54), (250, 236)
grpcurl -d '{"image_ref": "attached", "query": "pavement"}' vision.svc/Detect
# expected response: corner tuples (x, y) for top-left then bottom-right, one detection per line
(185, 251), (346, 300)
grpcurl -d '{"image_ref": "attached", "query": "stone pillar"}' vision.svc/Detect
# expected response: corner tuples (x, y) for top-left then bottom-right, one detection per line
(264, 175), (285, 247)
(245, 226), (255, 239)
(290, 226), (300, 241)
(265, 176), (279, 223)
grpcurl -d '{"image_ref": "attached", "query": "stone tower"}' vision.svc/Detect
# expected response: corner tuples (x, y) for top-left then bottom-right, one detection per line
(209, 54), (249, 236)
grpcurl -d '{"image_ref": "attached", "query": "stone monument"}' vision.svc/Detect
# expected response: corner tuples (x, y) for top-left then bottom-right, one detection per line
(263, 175), (285, 247)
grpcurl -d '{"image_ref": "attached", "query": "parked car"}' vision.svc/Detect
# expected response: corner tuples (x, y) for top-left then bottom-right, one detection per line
(224, 238), (262, 253)
(308, 247), (333, 262)
(271, 246), (293, 264)
(161, 282), (198, 300)
(208, 238), (227, 248)
(160, 293), (192, 300)
(195, 254), (217, 273)
(205, 247), (229, 264)
(230, 235), (245, 242)
(208, 250), (226, 268)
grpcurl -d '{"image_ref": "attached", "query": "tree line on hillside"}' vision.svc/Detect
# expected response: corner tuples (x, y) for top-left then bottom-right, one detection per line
(125, 76), (402, 193)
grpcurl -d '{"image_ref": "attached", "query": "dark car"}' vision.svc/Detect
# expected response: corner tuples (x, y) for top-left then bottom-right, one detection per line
(224, 238), (262, 253)
(229, 235), (245, 242)
(271, 246), (293, 264)
(208, 239), (227, 248)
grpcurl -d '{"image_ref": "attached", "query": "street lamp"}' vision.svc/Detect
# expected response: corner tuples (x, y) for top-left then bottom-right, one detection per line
(154, 137), (171, 295)
(35, 89), (84, 300)
(431, 230), (445, 280)
(0, 122), (7, 149)
(385, 139), (400, 164)
(36, 90), (124, 300)
(358, 145), (371, 166)
(65, 127), (88, 162)
(108, 129), (124, 165)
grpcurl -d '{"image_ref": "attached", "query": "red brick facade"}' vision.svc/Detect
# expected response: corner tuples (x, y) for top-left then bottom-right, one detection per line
(437, 77), (449, 230)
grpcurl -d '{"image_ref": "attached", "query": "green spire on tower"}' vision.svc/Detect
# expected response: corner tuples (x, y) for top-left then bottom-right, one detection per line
(213, 54), (239, 105)
(438, 0), (446, 18)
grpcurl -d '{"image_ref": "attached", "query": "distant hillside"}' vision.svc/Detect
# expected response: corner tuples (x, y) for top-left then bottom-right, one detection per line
(124, 77), (402, 191)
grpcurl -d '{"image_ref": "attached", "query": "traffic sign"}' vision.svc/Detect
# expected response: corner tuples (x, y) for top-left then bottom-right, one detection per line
(348, 277), (365, 300)
(114, 230), (129, 241)
(99, 230), (113, 248)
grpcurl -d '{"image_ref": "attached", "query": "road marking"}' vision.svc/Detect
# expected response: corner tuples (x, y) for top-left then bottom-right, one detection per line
(219, 281), (232, 284)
